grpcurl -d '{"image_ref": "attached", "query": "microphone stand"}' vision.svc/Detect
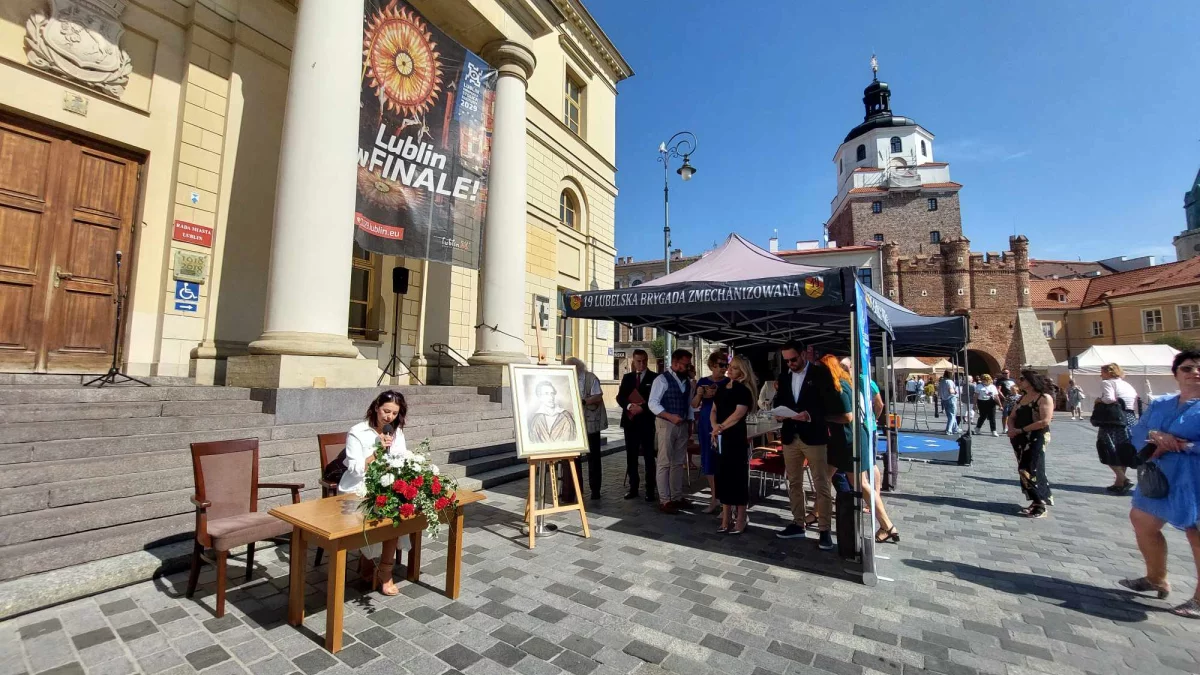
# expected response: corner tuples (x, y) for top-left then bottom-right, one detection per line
(85, 251), (149, 388)
(377, 288), (422, 385)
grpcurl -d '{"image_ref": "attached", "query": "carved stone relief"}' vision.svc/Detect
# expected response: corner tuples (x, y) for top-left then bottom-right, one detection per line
(25, 0), (132, 98)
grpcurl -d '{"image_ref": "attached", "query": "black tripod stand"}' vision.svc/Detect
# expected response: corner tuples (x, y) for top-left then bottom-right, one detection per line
(85, 251), (149, 388)
(377, 288), (422, 386)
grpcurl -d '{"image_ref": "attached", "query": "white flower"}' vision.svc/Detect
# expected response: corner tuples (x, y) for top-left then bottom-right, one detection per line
(411, 453), (426, 465)
(387, 452), (409, 470)
(430, 464), (439, 475)
(379, 473), (395, 487)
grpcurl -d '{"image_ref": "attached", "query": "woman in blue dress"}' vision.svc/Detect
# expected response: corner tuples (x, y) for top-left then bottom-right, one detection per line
(691, 351), (728, 514)
(1119, 350), (1200, 619)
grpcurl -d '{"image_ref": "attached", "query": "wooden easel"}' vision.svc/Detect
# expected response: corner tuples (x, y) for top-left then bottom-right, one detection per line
(525, 452), (590, 549)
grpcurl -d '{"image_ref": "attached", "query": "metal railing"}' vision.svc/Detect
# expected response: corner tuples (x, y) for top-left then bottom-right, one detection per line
(429, 343), (469, 385)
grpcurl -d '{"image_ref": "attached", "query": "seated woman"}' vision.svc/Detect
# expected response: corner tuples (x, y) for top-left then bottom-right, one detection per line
(1120, 350), (1200, 619)
(338, 390), (411, 596)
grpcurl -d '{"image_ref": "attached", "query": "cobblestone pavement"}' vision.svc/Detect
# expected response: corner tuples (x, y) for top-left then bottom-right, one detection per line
(4, 415), (1199, 675)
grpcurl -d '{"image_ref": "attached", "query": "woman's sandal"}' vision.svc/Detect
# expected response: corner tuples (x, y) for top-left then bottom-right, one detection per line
(1169, 598), (1200, 619)
(1026, 505), (1048, 519)
(717, 522), (729, 534)
(803, 513), (819, 529)
(372, 562), (399, 596)
(1018, 504), (1035, 515)
(1117, 576), (1170, 600)
(875, 526), (900, 543)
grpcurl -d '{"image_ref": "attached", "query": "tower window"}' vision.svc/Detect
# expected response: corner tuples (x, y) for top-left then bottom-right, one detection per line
(871, 201), (883, 214)
(856, 268), (873, 288)
(890, 137), (902, 153)
(873, 233), (884, 242)
(920, 140), (927, 157)
(930, 231), (941, 244)
(856, 144), (866, 162)
(927, 197), (938, 211)
(839, 158), (843, 175)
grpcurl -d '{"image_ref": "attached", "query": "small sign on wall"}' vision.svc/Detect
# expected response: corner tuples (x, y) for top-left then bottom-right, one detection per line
(173, 250), (208, 283)
(174, 280), (199, 312)
(172, 220), (213, 248)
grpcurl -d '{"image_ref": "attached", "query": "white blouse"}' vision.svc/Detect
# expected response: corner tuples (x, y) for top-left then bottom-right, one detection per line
(337, 420), (408, 495)
(1100, 378), (1138, 411)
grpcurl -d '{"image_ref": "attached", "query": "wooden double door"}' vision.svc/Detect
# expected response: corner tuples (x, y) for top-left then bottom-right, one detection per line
(0, 114), (141, 373)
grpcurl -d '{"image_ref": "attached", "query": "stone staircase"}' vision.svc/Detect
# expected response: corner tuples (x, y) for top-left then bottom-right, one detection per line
(0, 376), (528, 587)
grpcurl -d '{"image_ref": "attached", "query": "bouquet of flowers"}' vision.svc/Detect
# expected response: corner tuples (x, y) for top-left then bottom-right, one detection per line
(359, 438), (459, 538)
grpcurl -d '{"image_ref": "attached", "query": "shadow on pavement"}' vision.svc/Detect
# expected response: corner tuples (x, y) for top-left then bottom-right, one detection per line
(885, 491), (1020, 516)
(967, 474), (1116, 496)
(902, 558), (1155, 622)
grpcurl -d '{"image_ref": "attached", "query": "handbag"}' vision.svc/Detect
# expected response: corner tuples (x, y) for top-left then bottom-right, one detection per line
(1133, 444), (1169, 499)
(1090, 400), (1128, 428)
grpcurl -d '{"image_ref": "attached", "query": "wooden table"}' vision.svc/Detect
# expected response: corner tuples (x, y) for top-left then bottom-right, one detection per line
(269, 490), (485, 653)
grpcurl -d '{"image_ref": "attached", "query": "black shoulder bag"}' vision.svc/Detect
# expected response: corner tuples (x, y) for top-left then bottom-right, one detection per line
(1090, 399), (1128, 428)
(1134, 444), (1169, 499)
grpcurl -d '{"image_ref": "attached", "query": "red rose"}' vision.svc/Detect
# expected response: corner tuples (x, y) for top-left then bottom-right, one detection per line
(404, 486), (419, 500)
(431, 478), (442, 495)
(412, 475), (424, 488)
(399, 503), (415, 518)
(394, 479), (409, 493)
(434, 497), (449, 510)
(374, 495), (388, 507)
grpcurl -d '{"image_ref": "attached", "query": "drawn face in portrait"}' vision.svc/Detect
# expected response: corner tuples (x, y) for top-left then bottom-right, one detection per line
(526, 380), (577, 444)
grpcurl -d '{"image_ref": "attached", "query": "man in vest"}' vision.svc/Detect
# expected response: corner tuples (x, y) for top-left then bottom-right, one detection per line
(616, 349), (658, 501)
(648, 349), (694, 514)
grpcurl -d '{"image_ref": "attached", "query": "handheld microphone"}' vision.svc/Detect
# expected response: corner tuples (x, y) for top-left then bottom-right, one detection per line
(115, 251), (122, 262)
(382, 423), (395, 436)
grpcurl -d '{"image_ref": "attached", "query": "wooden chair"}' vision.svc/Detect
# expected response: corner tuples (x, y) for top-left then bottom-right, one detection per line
(314, 432), (348, 568)
(686, 438), (702, 485)
(186, 438), (303, 618)
(749, 447), (787, 498)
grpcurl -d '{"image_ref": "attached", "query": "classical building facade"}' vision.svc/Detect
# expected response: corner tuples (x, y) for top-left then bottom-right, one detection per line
(829, 64), (1054, 373)
(1033, 257), (1200, 362)
(0, 0), (629, 386)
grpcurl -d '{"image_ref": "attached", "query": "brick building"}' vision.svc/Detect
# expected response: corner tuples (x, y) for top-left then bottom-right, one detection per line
(830, 61), (1055, 373)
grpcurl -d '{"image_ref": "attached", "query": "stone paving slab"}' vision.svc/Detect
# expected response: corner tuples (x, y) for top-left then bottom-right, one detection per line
(4, 416), (1200, 675)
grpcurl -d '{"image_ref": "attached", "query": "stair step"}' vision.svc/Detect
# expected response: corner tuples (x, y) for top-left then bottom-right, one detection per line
(0, 413), (275, 444)
(0, 374), (197, 387)
(438, 451), (520, 479)
(0, 425), (276, 467)
(0, 399), (263, 423)
(456, 463), (531, 492)
(0, 386), (252, 405)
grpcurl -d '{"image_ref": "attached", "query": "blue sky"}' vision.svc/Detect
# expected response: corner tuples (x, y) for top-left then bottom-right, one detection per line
(587, 1), (1200, 263)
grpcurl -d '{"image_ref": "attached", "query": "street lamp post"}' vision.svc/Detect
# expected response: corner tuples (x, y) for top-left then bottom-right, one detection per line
(657, 131), (698, 359)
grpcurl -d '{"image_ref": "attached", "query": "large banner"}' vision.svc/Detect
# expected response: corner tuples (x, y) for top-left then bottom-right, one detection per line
(355, 0), (495, 268)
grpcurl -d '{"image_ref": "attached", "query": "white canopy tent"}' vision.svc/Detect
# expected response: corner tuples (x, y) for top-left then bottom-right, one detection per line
(889, 356), (931, 372)
(1049, 344), (1180, 401)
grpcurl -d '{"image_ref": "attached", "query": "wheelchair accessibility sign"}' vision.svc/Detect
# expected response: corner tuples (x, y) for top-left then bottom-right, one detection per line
(174, 280), (199, 312)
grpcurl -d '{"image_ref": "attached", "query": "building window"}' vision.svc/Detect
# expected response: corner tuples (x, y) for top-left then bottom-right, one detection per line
(1091, 321), (1104, 337)
(856, 268), (873, 288)
(890, 136), (902, 153)
(839, 158), (843, 175)
(1179, 303), (1200, 329)
(856, 144), (866, 161)
(929, 230), (941, 244)
(1040, 321), (1055, 339)
(564, 74), (584, 135)
(559, 190), (578, 230)
(871, 201), (883, 214)
(927, 197), (938, 211)
(920, 140), (927, 157)
(348, 242), (377, 338)
(873, 233), (884, 242)
(556, 298), (575, 361)
(1143, 309), (1164, 333)
(632, 326), (644, 341)
(631, 279), (642, 287)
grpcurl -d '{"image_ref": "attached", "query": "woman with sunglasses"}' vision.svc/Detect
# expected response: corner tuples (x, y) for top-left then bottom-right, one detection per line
(1119, 350), (1200, 619)
(1006, 370), (1055, 518)
(692, 351), (729, 514)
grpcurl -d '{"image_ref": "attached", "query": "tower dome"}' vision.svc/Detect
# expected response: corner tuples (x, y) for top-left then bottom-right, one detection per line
(843, 63), (918, 143)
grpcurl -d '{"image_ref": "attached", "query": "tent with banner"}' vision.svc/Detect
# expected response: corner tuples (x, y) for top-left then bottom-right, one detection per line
(562, 234), (968, 584)
(1048, 344), (1180, 402)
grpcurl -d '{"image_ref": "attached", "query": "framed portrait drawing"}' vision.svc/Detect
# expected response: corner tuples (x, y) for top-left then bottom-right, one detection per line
(509, 363), (587, 458)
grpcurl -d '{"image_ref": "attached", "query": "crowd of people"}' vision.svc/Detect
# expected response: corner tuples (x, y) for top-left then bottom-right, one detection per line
(615, 342), (900, 548)
(335, 349), (1199, 619)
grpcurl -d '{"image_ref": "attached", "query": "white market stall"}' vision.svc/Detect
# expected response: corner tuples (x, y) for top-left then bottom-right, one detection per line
(1049, 344), (1180, 402)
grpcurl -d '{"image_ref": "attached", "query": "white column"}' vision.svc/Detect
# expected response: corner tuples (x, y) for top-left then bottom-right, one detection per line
(469, 41), (537, 366)
(248, 0), (362, 359)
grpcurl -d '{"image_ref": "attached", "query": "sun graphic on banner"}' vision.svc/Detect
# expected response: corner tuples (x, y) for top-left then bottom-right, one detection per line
(363, 1), (443, 116)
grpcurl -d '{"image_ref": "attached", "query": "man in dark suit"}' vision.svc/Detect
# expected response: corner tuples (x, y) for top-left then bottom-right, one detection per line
(772, 340), (841, 549)
(616, 349), (658, 501)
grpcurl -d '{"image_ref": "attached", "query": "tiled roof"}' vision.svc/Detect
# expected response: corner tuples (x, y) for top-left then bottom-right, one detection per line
(1029, 279), (1091, 309)
(918, 162), (949, 167)
(777, 245), (878, 257)
(848, 187), (887, 194)
(853, 167), (884, 173)
(1031, 257), (1200, 309)
(920, 182), (962, 189)
(1029, 259), (1110, 279)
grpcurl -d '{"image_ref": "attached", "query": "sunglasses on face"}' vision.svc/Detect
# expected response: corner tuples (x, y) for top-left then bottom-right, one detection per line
(785, 356), (802, 364)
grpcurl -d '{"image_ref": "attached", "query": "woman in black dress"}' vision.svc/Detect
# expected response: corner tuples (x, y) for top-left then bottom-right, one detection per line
(711, 354), (758, 534)
(1005, 370), (1055, 518)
